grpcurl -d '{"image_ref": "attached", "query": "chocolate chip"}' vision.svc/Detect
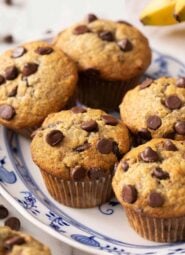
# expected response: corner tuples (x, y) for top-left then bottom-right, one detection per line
(87, 13), (98, 23)
(140, 78), (153, 89)
(74, 142), (90, 152)
(5, 66), (19, 80)
(99, 31), (114, 42)
(148, 191), (164, 207)
(4, 217), (21, 231)
(163, 140), (177, 151)
(0, 75), (5, 85)
(73, 25), (90, 35)
(151, 167), (169, 180)
(35, 47), (53, 55)
(88, 168), (105, 180)
(22, 63), (38, 77)
(122, 185), (137, 204)
(117, 20), (132, 26)
(176, 77), (185, 88)
(71, 106), (87, 114)
(147, 115), (162, 130)
(3, 34), (14, 44)
(162, 132), (175, 139)
(121, 161), (129, 172)
(12, 47), (27, 58)
(81, 120), (98, 132)
(113, 142), (123, 160)
(8, 86), (18, 97)
(0, 205), (9, 219)
(71, 166), (86, 181)
(118, 39), (133, 52)
(96, 138), (113, 154)
(174, 121), (185, 135)
(140, 147), (159, 162)
(164, 95), (182, 110)
(102, 115), (118, 126)
(4, 0), (13, 5)
(0, 104), (15, 120)
(46, 130), (64, 146)
(4, 236), (25, 251)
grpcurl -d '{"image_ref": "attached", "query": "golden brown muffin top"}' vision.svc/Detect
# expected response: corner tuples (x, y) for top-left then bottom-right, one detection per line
(31, 107), (130, 180)
(120, 77), (185, 141)
(0, 41), (78, 130)
(112, 138), (185, 218)
(0, 227), (51, 255)
(53, 16), (151, 81)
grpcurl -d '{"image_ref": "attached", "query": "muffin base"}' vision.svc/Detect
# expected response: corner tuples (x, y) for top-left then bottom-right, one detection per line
(125, 207), (185, 242)
(41, 170), (113, 208)
(78, 72), (140, 111)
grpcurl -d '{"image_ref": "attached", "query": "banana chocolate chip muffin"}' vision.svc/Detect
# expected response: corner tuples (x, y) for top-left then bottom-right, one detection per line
(112, 138), (185, 242)
(0, 227), (51, 255)
(0, 40), (78, 137)
(31, 107), (130, 208)
(53, 14), (151, 110)
(120, 77), (185, 143)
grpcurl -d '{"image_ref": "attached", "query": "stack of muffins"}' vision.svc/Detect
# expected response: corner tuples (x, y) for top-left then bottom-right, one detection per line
(0, 14), (185, 244)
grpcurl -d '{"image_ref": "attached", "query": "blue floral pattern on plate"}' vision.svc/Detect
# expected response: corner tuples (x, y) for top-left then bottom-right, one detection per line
(0, 50), (185, 255)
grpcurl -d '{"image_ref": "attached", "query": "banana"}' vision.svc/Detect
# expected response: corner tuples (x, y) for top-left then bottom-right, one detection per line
(175, 0), (185, 22)
(140, 0), (178, 26)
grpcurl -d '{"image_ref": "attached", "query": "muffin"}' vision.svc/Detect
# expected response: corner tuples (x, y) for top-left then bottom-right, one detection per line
(0, 40), (78, 138)
(31, 107), (130, 208)
(120, 77), (185, 143)
(0, 227), (51, 255)
(112, 138), (185, 242)
(53, 14), (151, 110)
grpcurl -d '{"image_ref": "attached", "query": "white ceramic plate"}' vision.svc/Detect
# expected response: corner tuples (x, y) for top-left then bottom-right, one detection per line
(0, 50), (185, 255)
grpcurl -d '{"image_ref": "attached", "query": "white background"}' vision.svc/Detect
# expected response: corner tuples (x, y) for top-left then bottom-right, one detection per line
(0, 0), (185, 254)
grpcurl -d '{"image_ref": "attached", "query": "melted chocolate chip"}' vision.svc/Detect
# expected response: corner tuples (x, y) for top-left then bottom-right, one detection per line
(4, 236), (25, 251)
(87, 13), (98, 23)
(148, 191), (164, 207)
(151, 167), (169, 180)
(46, 130), (64, 146)
(140, 147), (159, 162)
(122, 185), (137, 204)
(71, 166), (86, 181)
(73, 25), (90, 35)
(71, 106), (87, 114)
(35, 47), (53, 55)
(140, 78), (153, 89)
(164, 95), (182, 110)
(81, 120), (98, 132)
(0, 205), (9, 219)
(99, 31), (114, 42)
(176, 77), (185, 88)
(88, 168), (105, 180)
(96, 138), (113, 154)
(163, 140), (177, 151)
(8, 86), (18, 97)
(147, 115), (162, 130)
(0, 75), (5, 85)
(0, 104), (15, 120)
(174, 121), (185, 135)
(74, 142), (90, 152)
(5, 66), (19, 80)
(22, 63), (38, 76)
(102, 115), (118, 126)
(121, 161), (129, 172)
(3, 34), (14, 44)
(118, 39), (133, 52)
(113, 142), (123, 160)
(4, 217), (21, 231)
(12, 47), (26, 58)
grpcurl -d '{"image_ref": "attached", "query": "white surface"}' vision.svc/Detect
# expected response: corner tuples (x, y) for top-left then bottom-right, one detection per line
(0, 1), (185, 255)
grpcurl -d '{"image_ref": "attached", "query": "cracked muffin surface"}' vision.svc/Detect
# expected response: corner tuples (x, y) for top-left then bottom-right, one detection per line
(0, 40), (78, 130)
(0, 227), (51, 255)
(31, 107), (130, 180)
(120, 77), (185, 141)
